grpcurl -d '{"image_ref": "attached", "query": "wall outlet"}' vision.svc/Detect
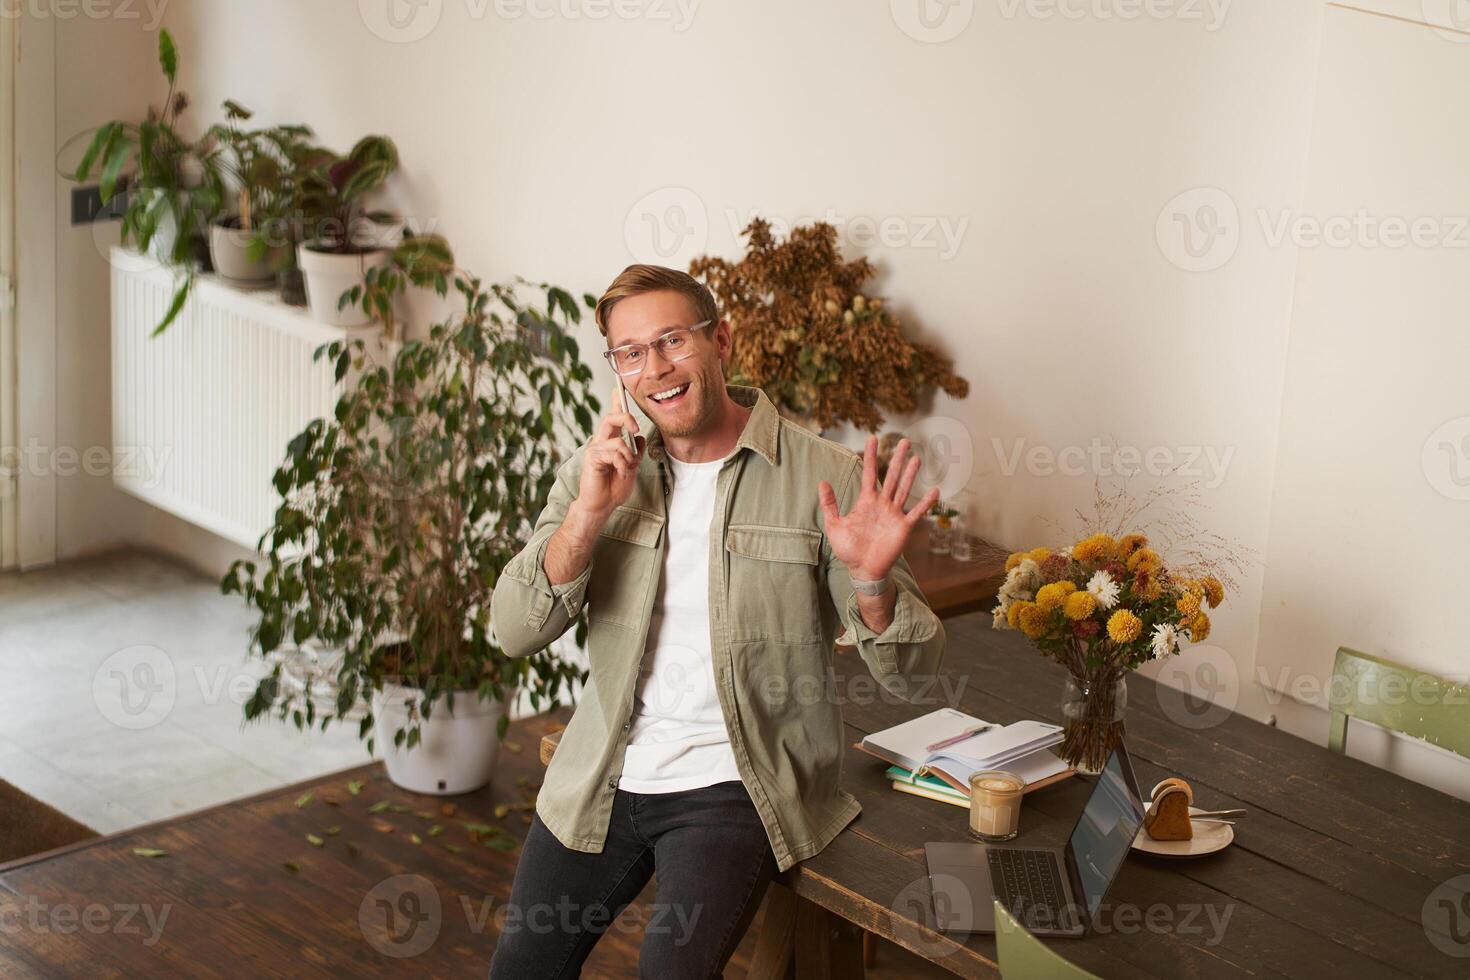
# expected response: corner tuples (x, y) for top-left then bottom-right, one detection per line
(70, 184), (128, 226)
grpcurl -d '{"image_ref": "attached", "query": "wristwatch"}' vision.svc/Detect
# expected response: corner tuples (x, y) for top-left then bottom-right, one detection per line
(850, 572), (892, 596)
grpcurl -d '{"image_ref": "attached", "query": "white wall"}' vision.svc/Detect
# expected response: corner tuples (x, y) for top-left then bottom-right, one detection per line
(26, 10), (262, 578)
(49, 13), (154, 562)
(1255, 3), (1470, 799)
(37, 0), (1470, 796)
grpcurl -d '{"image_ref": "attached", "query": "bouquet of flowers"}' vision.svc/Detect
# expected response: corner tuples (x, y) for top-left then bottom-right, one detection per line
(991, 532), (1226, 772)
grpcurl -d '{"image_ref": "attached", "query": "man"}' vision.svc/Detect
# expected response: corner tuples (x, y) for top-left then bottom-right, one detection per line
(487, 264), (946, 978)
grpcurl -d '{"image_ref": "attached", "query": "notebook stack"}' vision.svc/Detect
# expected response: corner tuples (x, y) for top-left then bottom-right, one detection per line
(854, 708), (1075, 808)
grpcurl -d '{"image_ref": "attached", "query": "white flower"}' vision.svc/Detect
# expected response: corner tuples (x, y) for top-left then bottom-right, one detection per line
(997, 560), (1040, 608)
(1012, 559), (1041, 591)
(1087, 570), (1120, 610)
(998, 579), (1031, 604)
(992, 604), (1010, 630)
(1151, 623), (1180, 660)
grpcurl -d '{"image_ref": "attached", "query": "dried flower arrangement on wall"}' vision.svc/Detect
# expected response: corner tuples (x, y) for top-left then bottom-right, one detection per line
(689, 218), (969, 432)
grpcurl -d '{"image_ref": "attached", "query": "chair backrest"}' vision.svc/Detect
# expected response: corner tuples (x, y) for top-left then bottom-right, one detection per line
(1327, 646), (1470, 760)
(992, 900), (1100, 980)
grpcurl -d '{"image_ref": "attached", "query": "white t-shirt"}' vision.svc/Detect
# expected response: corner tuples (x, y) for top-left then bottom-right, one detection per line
(617, 450), (744, 793)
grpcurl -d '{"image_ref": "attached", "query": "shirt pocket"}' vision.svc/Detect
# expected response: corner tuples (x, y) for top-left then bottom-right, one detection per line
(724, 523), (825, 642)
(587, 506), (663, 630)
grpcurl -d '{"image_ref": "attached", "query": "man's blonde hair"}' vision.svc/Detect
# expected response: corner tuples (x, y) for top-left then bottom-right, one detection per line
(594, 264), (719, 338)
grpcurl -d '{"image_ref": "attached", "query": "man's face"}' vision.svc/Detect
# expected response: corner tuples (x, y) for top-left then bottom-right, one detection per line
(605, 290), (731, 440)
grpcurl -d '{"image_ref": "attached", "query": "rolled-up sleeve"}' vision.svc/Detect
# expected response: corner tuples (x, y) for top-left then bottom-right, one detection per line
(823, 458), (946, 702)
(491, 447), (591, 659)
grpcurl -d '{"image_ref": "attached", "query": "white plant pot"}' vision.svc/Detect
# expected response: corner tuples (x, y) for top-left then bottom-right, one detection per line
(139, 190), (179, 265)
(373, 681), (512, 795)
(208, 220), (281, 284)
(297, 241), (391, 327)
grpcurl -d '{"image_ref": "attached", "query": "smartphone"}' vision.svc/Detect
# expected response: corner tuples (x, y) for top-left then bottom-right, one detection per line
(613, 379), (639, 454)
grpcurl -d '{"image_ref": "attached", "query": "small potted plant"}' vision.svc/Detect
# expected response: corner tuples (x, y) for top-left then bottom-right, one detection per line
(690, 217), (970, 432)
(257, 133), (339, 307)
(70, 29), (223, 335)
(292, 135), (402, 327)
(928, 498), (960, 555)
(203, 100), (313, 285)
(221, 235), (602, 795)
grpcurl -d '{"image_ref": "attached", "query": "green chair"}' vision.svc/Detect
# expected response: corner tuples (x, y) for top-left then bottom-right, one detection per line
(1327, 646), (1470, 759)
(992, 900), (1100, 980)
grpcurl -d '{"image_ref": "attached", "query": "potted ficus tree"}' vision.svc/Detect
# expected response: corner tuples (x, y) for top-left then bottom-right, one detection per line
(293, 134), (402, 327)
(70, 28), (224, 335)
(221, 234), (602, 795)
(203, 100), (313, 285)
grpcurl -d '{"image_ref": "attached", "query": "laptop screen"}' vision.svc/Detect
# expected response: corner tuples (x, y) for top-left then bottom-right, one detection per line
(1066, 746), (1145, 919)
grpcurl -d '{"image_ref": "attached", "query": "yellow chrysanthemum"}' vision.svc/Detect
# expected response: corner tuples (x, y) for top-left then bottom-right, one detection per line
(1017, 603), (1051, 639)
(1006, 600), (1032, 629)
(1005, 552), (1024, 572)
(1189, 612), (1211, 642)
(1138, 576), (1164, 601)
(1025, 547), (1052, 564)
(1202, 576), (1225, 609)
(1176, 590), (1202, 619)
(1035, 581), (1078, 613)
(1071, 533), (1116, 563)
(1117, 533), (1148, 558)
(1126, 547), (1161, 572)
(1106, 609), (1143, 644)
(1062, 591), (1097, 621)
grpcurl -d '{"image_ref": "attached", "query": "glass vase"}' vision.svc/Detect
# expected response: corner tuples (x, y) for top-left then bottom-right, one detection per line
(1059, 674), (1127, 775)
(928, 517), (952, 555)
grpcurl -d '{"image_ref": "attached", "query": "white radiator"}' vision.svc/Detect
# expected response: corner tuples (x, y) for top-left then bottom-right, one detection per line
(110, 246), (384, 549)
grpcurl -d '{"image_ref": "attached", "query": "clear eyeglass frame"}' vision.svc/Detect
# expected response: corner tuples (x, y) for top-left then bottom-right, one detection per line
(603, 320), (713, 376)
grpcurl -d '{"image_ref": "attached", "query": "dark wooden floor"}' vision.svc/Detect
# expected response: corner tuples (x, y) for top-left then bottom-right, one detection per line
(0, 704), (960, 978)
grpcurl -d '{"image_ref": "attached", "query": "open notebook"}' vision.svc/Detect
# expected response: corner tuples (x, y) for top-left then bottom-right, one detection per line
(855, 708), (1073, 795)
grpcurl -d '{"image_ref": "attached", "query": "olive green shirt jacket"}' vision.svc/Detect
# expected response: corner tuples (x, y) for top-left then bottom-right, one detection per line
(490, 384), (946, 872)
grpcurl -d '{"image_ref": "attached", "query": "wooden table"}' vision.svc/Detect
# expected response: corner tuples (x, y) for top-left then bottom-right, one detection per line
(764, 613), (1470, 978)
(900, 522), (1006, 620)
(6, 590), (1469, 975)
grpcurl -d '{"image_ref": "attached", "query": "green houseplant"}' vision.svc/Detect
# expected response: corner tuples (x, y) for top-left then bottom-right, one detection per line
(71, 28), (224, 335)
(221, 235), (602, 794)
(202, 100), (314, 284)
(292, 134), (403, 327)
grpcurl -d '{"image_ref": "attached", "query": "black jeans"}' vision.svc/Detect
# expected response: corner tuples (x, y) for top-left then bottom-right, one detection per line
(487, 779), (779, 979)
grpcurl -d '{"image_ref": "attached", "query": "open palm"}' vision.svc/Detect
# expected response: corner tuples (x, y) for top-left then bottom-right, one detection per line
(818, 436), (939, 583)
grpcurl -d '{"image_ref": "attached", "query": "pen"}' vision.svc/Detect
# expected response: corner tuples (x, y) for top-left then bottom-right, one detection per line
(924, 723), (993, 753)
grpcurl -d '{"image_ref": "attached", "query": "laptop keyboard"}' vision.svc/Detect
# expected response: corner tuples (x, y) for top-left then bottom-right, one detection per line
(988, 848), (1068, 930)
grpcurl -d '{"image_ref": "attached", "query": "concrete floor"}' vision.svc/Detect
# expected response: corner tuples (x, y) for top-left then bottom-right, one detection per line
(0, 550), (377, 833)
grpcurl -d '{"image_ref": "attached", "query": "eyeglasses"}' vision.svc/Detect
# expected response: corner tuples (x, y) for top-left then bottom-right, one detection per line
(602, 320), (713, 376)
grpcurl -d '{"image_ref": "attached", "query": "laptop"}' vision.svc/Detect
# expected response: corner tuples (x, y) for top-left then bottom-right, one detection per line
(924, 741), (1145, 937)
